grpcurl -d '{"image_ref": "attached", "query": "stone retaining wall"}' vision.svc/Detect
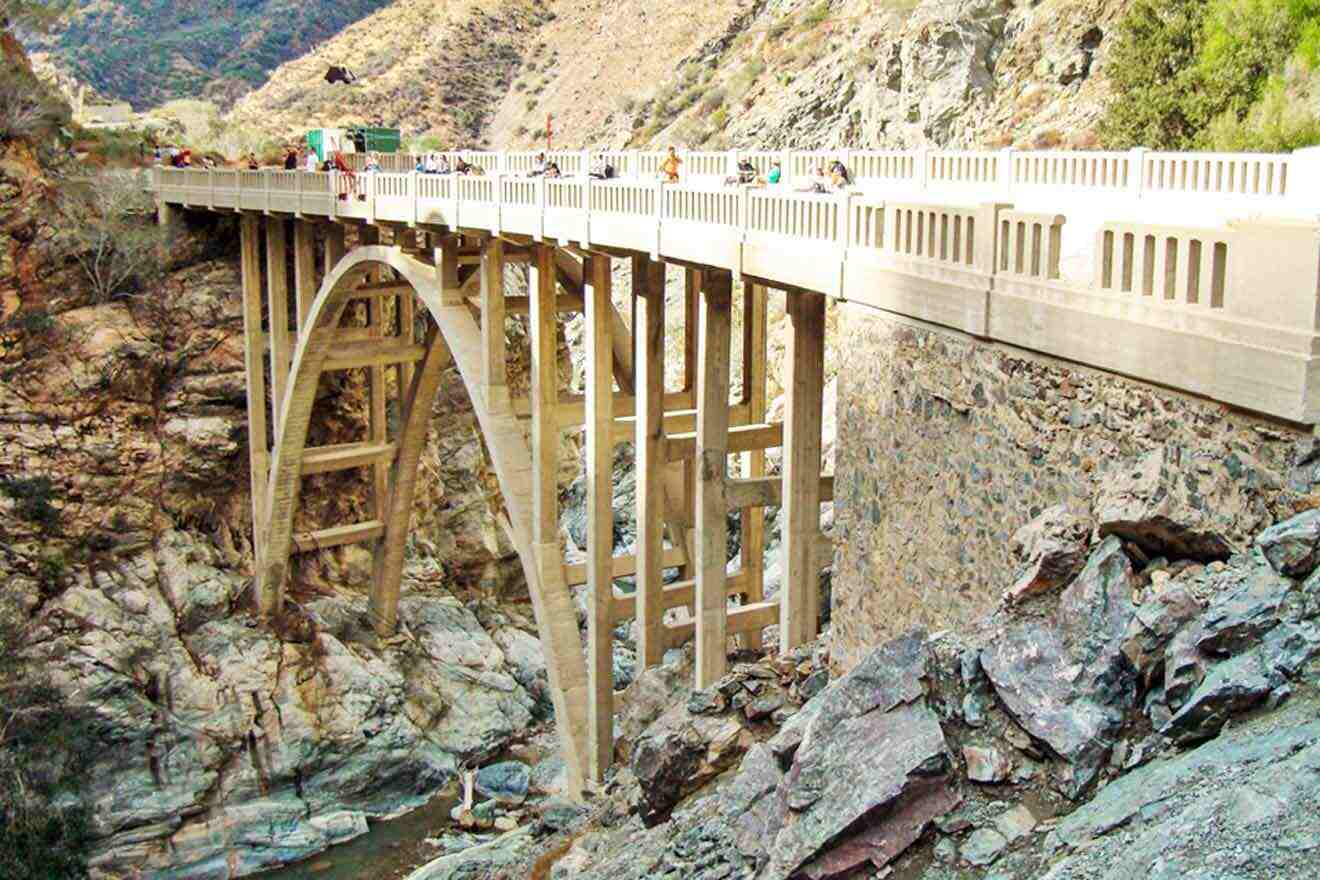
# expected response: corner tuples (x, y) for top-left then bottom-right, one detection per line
(831, 304), (1320, 670)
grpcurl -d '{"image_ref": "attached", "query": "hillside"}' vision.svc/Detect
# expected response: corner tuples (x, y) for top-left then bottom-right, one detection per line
(228, 0), (1131, 149)
(23, 0), (394, 110)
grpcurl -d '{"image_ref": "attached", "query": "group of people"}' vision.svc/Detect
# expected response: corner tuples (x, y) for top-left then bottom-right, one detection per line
(154, 146), (217, 169)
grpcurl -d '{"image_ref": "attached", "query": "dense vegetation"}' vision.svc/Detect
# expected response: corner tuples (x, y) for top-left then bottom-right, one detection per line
(22, 0), (393, 109)
(1100, 0), (1320, 151)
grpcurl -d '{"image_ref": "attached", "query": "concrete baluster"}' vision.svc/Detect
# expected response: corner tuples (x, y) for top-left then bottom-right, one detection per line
(1285, 146), (1320, 206)
(652, 179), (664, 259)
(999, 147), (1016, 200)
(1128, 147), (1147, 198)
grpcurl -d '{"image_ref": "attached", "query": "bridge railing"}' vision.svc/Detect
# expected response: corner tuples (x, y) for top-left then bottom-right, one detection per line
(151, 157), (1320, 420)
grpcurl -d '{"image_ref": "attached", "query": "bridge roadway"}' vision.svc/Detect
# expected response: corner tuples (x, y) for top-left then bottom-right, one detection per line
(152, 146), (1320, 795)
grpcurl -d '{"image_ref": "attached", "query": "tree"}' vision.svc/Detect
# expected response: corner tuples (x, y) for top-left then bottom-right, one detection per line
(58, 172), (168, 303)
(1097, 0), (1208, 149)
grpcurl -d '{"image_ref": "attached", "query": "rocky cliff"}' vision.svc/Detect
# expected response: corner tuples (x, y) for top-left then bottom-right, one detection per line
(226, 0), (1131, 150)
(430, 504), (1320, 880)
(1, 31), (568, 876)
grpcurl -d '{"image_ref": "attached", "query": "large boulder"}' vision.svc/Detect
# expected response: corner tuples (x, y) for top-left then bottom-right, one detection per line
(761, 632), (954, 879)
(1094, 447), (1256, 560)
(982, 537), (1139, 797)
(1004, 504), (1092, 602)
(1255, 508), (1320, 577)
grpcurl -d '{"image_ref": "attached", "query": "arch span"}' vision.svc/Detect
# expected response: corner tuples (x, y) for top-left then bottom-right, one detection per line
(258, 244), (590, 791)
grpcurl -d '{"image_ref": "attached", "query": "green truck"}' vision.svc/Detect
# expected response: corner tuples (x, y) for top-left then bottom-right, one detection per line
(305, 127), (401, 161)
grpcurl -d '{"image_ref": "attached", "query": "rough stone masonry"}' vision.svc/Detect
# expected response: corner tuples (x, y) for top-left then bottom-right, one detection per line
(832, 306), (1320, 670)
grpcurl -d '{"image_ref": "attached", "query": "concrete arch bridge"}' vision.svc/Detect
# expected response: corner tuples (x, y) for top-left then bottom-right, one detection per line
(152, 145), (1320, 793)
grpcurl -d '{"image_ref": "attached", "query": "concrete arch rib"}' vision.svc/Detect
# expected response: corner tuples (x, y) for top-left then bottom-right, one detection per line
(259, 244), (589, 793)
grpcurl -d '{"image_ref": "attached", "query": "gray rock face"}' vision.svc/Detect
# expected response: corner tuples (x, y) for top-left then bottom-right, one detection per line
(632, 724), (706, 826)
(1161, 651), (1281, 744)
(1094, 448), (1248, 560)
(1121, 583), (1203, 682)
(28, 533), (540, 879)
(1255, 508), (1320, 577)
(964, 744), (1013, 783)
(961, 828), (1008, 866)
(1194, 560), (1295, 655)
(763, 632), (952, 880)
(1044, 707), (1320, 880)
(982, 537), (1139, 797)
(1005, 504), (1092, 602)
(476, 761), (531, 805)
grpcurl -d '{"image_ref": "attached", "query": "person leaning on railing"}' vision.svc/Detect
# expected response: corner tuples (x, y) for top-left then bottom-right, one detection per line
(660, 146), (681, 183)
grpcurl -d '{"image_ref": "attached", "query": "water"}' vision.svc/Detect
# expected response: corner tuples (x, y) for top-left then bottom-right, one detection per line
(258, 787), (462, 880)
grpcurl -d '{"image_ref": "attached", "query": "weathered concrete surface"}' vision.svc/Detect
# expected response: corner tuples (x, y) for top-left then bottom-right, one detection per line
(832, 307), (1317, 670)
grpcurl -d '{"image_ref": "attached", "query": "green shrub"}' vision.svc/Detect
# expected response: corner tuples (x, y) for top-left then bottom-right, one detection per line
(0, 476), (59, 530)
(802, 1), (831, 28)
(0, 596), (95, 880)
(1099, 0), (1320, 149)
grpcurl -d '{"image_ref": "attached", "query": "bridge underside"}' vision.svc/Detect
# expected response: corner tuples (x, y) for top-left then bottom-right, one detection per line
(229, 214), (829, 793)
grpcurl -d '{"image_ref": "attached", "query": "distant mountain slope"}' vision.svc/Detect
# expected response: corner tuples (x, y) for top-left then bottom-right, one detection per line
(23, 0), (393, 109)
(229, 0), (1131, 152)
(226, 0), (558, 146)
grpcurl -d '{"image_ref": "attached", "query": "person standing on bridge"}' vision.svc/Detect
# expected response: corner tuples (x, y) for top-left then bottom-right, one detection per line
(660, 146), (682, 183)
(305, 148), (319, 172)
(283, 148), (298, 170)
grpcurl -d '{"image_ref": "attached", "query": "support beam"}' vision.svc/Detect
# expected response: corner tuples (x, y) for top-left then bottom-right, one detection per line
(584, 253), (614, 782)
(527, 241), (590, 792)
(266, 218), (291, 426)
(293, 520), (385, 553)
(611, 570), (751, 624)
(664, 422), (782, 463)
(694, 269), (733, 689)
(664, 600), (779, 651)
(370, 326), (453, 633)
(322, 342), (425, 372)
(739, 283), (769, 649)
(324, 223), (346, 276)
(481, 238), (510, 412)
(301, 441), (396, 475)
(633, 253), (668, 669)
(554, 249), (635, 394)
(724, 475), (835, 510)
(439, 235), (464, 306)
(780, 291), (827, 652)
(239, 215), (270, 578)
(562, 545), (688, 588)
(293, 220), (317, 334)
(467, 293), (584, 315)
(679, 267), (701, 584)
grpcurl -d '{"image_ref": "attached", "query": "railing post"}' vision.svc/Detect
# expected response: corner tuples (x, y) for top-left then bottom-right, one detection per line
(999, 147), (1016, 200)
(915, 147), (930, 190)
(580, 175), (591, 247)
(536, 176), (546, 242)
(492, 172), (503, 235)
(780, 148), (794, 184)
(581, 149), (592, 178)
(1285, 146), (1320, 205)
(368, 170), (377, 224)
(835, 190), (852, 298)
(208, 167), (215, 210)
(1128, 147), (1147, 198)
(411, 170), (419, 227)
(264, 170), (272, 214)
(976, 201), (1010, 278)
(652, 179), (663, 259)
